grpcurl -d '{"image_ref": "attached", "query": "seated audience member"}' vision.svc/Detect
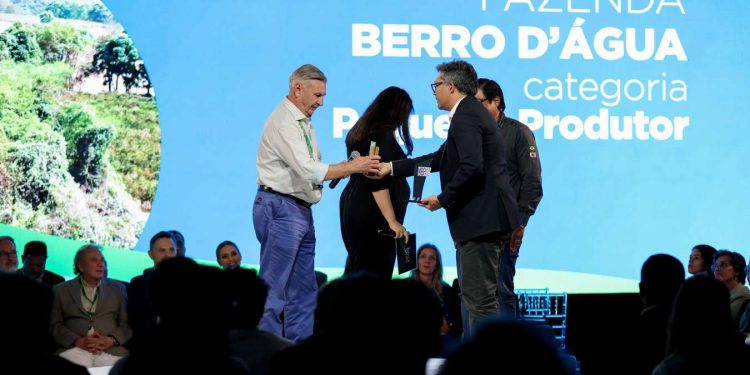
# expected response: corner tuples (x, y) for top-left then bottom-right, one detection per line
(1, 273), (88, 375)
(411, 243), (459, 337)
(738, 263), (750, 337)
(0, 235), (19, 273)
(225, 268), (293, 375)
(19, 240), (65, 287)
(315, 270), (328, 288)
(111, 257), (248, 374)
(712, 250), (750, 322)
(635, 254), (685, 375)
(168, 229), (186, 257)
(127, 231), (177, 350)
(50, 244), (131, 367)
(439, 320), (569, 375)
(687, 244), (716, 277)
(216, 240), (243, 270)
(384, 278), (444, 374)
(653, 276), (742, 375)
(272, 273), (387, 375)
(272, 274), (442, 375)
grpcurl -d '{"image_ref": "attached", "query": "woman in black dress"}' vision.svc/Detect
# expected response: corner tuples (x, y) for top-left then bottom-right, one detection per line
(340, 86), (413, 280)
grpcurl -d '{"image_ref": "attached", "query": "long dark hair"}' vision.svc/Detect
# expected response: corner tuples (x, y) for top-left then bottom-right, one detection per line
(345, 86), (414, 155)
(411, 244), (444, 301)
(692, 244), (717, 274)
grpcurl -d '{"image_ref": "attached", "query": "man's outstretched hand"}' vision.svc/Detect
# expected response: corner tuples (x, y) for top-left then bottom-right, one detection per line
(365, 162), (392, 179)
(418, 195), (441, 212)
(350, 155), (381, 175)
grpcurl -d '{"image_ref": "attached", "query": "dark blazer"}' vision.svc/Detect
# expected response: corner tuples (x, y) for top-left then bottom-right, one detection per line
(50, 277), (132, 356)
(17, 269), (65, 288)
(127, 267), (156, 345)
(393, 96), (519, 242)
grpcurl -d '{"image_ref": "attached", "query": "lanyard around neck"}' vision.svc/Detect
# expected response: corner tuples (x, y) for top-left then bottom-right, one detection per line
(80, 277), (100, 316)
(297, 120), (315, 160)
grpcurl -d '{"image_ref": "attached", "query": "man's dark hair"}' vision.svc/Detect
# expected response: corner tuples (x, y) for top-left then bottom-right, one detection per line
(714, 250), (747, 285)
(640, 254), (685, 305)
(23, 241), (47, 258)
(150, 231), (176, 251)
(436, 60), (478, 96)
(225, 268), (268, 328)
(168, 230), (185, 253)
(441, 320), (569, 375)
(477, 78), (506, 113)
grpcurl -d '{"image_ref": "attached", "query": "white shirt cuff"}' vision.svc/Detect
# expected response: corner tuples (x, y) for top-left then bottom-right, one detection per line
(313, 162), (329, 184)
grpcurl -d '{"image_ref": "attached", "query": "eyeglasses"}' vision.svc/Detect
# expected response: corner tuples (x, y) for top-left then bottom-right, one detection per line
(0, 251), (18, 257)
(476, 97), (490, 103)
(711, 261), (732, 271)
(430, 81), (445, 93)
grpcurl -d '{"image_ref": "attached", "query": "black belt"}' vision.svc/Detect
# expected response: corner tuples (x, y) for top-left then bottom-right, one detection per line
(259, 186), (312, 208)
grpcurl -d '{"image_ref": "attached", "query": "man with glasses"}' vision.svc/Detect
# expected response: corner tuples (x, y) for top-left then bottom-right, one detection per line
(254, 64), (381, 343)
(475, 78), (543, 319)
(376, 60), (521, 334)
(0, 235), (19, 273)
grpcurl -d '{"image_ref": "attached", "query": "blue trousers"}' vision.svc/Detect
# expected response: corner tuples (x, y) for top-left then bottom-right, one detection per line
(253, 190), (317, 343)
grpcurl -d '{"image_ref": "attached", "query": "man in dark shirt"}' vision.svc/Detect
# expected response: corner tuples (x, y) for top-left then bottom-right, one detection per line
(127, 231), (177, 350)
(18, 241), (65, 288)
(476, 78), (543, 318)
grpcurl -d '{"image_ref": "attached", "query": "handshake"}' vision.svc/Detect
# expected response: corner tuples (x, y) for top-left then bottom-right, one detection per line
(345, 156), (391, 178)
(361, 161), (392, 179)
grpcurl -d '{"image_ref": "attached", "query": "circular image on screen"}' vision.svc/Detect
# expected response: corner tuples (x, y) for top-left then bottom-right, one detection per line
(0, 0), (159, 248)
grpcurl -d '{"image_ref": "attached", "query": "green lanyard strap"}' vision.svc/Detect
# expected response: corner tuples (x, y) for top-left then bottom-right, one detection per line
(80, 278), (100, 317)
(297, 120), (315, 160)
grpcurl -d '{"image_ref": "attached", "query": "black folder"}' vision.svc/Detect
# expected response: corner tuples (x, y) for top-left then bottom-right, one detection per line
(396, 233), (417, 274)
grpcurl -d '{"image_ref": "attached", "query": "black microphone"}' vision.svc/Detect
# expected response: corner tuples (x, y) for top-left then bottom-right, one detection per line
(329, 150), (360, 189)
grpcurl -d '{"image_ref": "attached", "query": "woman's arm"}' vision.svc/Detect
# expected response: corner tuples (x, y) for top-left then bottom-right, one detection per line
(372, 189), (408, 241)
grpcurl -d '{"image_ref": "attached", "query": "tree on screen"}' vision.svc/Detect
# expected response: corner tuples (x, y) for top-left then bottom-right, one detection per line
(90, 34), (142, 93)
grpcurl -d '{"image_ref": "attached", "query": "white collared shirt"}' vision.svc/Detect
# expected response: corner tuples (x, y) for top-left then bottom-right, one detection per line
(81, 279), (101, 315)
(256, 97), (329, 204)
(448, 96), (466, 121)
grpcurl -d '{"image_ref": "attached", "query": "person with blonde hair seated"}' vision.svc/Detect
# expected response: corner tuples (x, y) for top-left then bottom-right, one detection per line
(50, 244), (131, 368)
(411, 243), (458, 336)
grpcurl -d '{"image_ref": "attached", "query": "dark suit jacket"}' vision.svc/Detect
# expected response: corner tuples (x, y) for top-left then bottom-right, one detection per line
(126, 267), (156, 351)
(393, 96), (519, 242)
(17, 269), (65, 288)
(50, 277), (132, 356)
